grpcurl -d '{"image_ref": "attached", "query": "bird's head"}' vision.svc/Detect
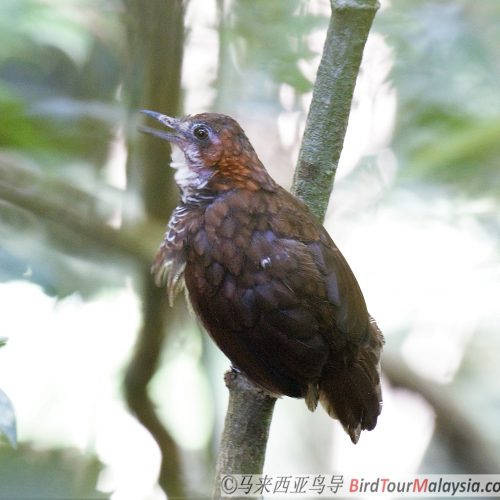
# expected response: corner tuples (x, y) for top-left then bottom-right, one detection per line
(140, 111), (275, 199)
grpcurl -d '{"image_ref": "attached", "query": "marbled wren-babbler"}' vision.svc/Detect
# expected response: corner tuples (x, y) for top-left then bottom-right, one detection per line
(140, 110), (383, 443)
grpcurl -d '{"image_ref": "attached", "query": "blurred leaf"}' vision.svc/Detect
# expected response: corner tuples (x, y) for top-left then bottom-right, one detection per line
(0, 444), (105, 498)
(376, 1), (500, 198)
(0, 0), (120, 65)
(0, 389), (16, 448)
(0, 0), (123, 172)
(0, 86), (60, 153)
(0, 337), (7, 348)
(0, 0), (129, 301)
(406, 118), (500, 195)
(217, 0), (326, 105)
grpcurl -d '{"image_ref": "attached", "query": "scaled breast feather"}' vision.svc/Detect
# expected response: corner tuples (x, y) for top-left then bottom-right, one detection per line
(152, 248), (186, 306)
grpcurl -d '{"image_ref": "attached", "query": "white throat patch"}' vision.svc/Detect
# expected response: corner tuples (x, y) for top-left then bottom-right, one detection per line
(170, 145), (209, 200)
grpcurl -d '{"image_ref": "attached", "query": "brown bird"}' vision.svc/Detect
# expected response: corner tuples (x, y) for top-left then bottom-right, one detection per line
(140, 110), (384, 443)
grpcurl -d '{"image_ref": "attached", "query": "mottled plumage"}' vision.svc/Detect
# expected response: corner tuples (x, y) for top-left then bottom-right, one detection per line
(141, 111), (384, 443)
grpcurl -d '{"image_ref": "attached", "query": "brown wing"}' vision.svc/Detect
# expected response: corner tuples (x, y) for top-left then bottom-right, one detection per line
(266, 193), (384, 441)
(183, 188), (369, 389)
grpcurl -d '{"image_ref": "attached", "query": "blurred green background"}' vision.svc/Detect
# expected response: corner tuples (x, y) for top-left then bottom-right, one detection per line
(1, 0), (499, 498)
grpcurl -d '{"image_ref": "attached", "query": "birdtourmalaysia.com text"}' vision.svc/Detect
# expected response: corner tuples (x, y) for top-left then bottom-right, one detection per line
(220, 474), (500, 497)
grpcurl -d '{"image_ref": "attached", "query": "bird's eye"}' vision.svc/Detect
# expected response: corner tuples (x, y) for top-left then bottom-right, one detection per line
(193, 125), (209, 141)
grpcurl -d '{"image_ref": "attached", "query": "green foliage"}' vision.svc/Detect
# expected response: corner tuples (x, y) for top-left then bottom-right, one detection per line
(217, 0), (326, 106)
(0, 5), (123, 168)
(0, 0), (128, 297)
(230, 1), (323, 92)
(0, 445), (105, 498)
(376, 1), (500, 198)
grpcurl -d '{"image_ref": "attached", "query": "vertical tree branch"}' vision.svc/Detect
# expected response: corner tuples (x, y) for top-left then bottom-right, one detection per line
(213, 372), (276, 499)
(122, 1), (186, 497)
(213, 1), (379, 498)
(292, 0), (380, 220)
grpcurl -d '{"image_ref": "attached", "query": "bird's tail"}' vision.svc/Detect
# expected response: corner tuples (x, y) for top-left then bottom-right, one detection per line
(318, 317), (384, 443)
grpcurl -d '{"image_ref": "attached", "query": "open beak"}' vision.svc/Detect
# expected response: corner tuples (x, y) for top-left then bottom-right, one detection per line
(138, 110), (183, 144)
